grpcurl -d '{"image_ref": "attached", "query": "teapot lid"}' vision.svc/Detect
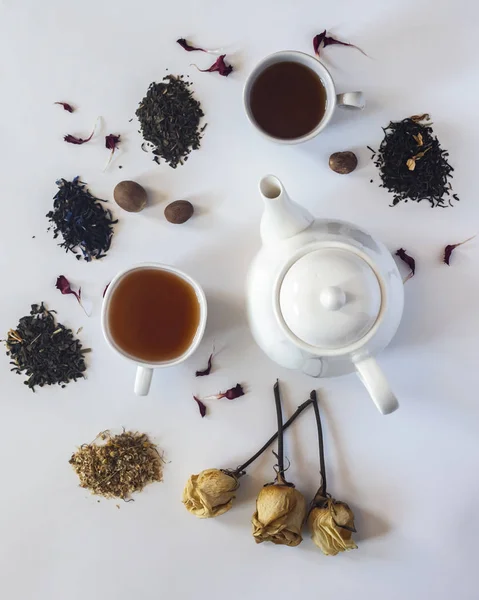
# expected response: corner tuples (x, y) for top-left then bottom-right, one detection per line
(278, 247), (382, 350)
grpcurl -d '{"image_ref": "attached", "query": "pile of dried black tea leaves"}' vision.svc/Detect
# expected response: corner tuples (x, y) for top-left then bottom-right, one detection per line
(371, 114), (458, 207)
(69, 430), (163, 499)
(47, 177), (117, 261)
(136, 75), (206, 168)
(5, 303), (88, 390)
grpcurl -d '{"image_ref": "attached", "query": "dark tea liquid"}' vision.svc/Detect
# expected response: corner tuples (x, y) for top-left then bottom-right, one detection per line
(108, 268), (200, 363)
(249, 61), (327, 139)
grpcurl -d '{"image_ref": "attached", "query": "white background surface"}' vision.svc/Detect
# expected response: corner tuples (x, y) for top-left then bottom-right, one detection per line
(1, 1), (478, 599)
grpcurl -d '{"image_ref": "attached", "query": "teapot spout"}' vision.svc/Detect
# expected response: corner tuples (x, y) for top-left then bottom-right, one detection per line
(259, 175), (313, 245)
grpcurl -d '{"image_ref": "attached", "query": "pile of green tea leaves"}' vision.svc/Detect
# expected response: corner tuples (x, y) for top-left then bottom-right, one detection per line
(69, 430), (163, 500)
(5, 303), (88, 391)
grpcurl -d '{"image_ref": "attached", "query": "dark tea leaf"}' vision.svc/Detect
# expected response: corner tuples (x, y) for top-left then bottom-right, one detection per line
(193, 396), (207, 417)
(444, 236), (476, 265)
(371, 114), (458, 207)
(46, 177), (117, 261)
(313, 30), (366, 58)
(4, 303), (88, 390)
(55, 101), (74, 113)
(396, 248), (416, 282)
(177, 38), (207, 52)
(196, 353), (213, 377)
(103, 282), (110, 297)
(136, 75), (206, 168)
(195, 55), (233, 77)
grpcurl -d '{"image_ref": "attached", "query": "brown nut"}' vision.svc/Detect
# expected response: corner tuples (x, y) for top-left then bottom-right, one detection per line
(329, 151), (358, 175)
(113, 181), (147, 212)
(164, 200), (194, 224)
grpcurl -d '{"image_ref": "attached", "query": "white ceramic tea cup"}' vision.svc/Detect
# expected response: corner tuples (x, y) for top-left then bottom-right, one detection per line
(101, 263), (207, 396)
(243, 50), (365, 144)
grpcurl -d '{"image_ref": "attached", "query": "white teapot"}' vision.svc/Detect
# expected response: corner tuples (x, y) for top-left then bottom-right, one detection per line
(246, 175), (404, 415)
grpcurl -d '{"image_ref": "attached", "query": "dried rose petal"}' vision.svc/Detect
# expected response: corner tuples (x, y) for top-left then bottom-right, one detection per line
(444, 236), (476, 265)
(56, 275), (81, 303)
(313, 30), (366, 58)
(193, 396), (207, 417)
(55, 102), (74, 113)
(103, 283), (110, 298)
(195, 55), (233, 77)
(395, 248), (416, 282)
(220, 383), (244, 400)
(105, 134), (120, 151)
(196, 354), (213, 377)
(104, 134), (121, 170)
(177, 38), (207, 52)
(64, 118), (99, 145)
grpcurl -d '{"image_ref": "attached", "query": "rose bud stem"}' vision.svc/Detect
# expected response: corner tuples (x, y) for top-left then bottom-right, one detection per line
(231, 396), (313, 477)
(274, 379), (287, 484)
(310, 389), (327, 500)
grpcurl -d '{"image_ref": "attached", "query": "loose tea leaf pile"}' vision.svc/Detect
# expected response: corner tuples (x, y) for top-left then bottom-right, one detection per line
(136, 75), (206, 168)
(371, 114), (458, 207)
(70, 430), (163, 500)
(5, 303), (88, 390)
(47, 177), (117, 261)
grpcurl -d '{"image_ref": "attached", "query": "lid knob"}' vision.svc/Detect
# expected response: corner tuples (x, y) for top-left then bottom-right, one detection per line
(319, 286), (346, 311)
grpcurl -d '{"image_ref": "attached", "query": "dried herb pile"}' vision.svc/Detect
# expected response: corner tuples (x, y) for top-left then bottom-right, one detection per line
(47, 177), (117, 261)
(371, 114), (458, 207)
(70, 430), (163, 500)
(136, 75), (206, 168)
(5, 303), (88, 390)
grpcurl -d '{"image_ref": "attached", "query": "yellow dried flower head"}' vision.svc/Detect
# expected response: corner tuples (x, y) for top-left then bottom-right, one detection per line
(182, 468), (239, 519)
(308, 496), (357, 556)
(252, 483), (306, 547)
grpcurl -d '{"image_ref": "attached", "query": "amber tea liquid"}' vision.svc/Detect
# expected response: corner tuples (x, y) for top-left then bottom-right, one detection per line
(249, 61), (327, 139)
(108, 268), (200, 363)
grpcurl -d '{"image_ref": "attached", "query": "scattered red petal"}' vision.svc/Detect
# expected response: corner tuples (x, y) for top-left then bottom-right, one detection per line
(444, 236), (476, 265)
(313, 30), (366, 58)
(218, 383), (244, 400)
(395, 248), (416, 282)
(103, 282), (110, 298)
(64, 119), (98, 145)
(56, 275), (81, 303)
(105, 134), (120, 151)
(55, 102), (74, 113)
(193, 396), (207, 417)
(196, 353), (213, 377)
(196, 55), (233, 77)
(177, 38), (206, 52)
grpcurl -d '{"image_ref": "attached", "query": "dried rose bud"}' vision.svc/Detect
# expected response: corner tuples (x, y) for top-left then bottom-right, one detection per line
(308, 496), (357, 556)
(182, 468), (239, 518)
(252, 482), (306, 547)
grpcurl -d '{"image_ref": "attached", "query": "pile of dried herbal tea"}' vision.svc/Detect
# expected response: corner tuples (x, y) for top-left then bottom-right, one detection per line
(47, 177), (117, 261)
(370, 114), (458, 207)
(136, 75), (206, 168)
(4, 303), (88, 390)
(69, 430), (163, 500)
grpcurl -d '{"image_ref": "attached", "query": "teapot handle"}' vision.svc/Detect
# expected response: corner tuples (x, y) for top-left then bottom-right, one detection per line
(354, 357), (399, 415)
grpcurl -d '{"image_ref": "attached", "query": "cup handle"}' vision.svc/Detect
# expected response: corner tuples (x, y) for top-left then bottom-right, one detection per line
(354, 357), (399, 415)
(336, 92), (365, 110)
(134, 366), (153, 396)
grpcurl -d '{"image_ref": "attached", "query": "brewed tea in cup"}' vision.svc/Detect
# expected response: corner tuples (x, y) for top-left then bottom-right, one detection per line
(102, 264), (207, 396)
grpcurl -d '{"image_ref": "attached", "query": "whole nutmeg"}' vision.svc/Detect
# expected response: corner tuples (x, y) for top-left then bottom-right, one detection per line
(329, 151), (358, 175)
(113, 181), (147, 212)
(165, 200), (194, 224)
